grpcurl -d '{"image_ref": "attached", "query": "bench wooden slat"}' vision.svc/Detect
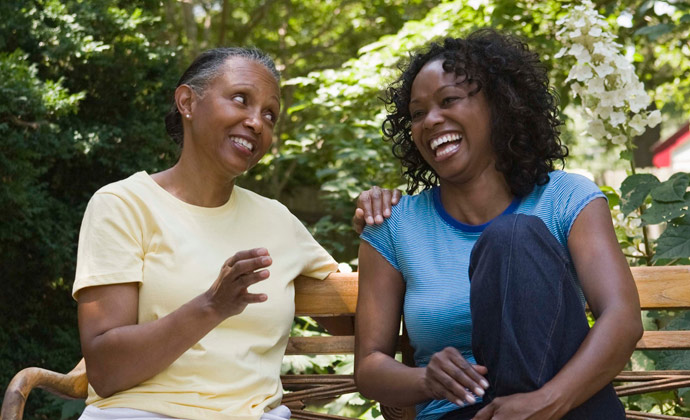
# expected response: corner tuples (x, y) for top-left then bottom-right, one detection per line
(285, 330), (690, 355)
(291, 268), (690, 355)
(637, 331), (690, 350)
(633, 266), (690, 309)
(286, 336), (354, 355)
(294, 273), (358, 316)
(295, 267), (690, 316)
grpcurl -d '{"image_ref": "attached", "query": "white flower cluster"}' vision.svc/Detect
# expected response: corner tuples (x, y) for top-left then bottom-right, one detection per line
(555, 1), (661, 147)
(611, 206), (646, 261)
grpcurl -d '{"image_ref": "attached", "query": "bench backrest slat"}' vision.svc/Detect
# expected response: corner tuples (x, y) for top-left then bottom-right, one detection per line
(294, 273), (358, 316)
(290, 266), (690, 353)
(294, 267), (690, 314)
(633, 266), (690, 309)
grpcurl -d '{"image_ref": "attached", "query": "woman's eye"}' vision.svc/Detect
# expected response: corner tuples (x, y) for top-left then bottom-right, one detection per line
(232, 94), (246, 104)
(264, 112), (276, 122)
(442, 96), (459, 105)
(410, 110), (425, 121)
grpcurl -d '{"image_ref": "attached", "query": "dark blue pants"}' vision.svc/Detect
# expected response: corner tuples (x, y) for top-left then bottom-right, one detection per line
(465, 214), (624, 419)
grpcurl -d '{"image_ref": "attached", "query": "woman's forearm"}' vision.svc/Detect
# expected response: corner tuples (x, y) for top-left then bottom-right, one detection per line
(356, 351), (430, 407)
(538, 307), (642, 417)
(82, 292), (222, 397)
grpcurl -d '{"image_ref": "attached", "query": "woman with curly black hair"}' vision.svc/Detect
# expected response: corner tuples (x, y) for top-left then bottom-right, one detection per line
(353, 29), (641, 420)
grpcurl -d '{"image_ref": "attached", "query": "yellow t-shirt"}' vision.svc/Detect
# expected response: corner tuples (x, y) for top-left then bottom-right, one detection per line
(72, 172), (338, 420)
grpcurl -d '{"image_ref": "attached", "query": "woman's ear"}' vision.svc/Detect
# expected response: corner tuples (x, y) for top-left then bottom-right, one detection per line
(175, 85), (194, 118)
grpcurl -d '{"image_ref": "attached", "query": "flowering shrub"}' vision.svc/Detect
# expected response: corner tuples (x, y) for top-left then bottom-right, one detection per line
(557, 0), (689, 265)
(555, 0), (661, 154)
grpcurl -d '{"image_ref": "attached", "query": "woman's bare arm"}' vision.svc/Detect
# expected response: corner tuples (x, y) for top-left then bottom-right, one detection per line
(78, 248), (272, 397)
(354, 241), (427, 405)
(355, 241), (488, 406)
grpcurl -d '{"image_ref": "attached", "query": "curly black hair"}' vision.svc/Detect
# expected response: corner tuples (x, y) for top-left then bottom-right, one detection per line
(382, 29), (568, 196)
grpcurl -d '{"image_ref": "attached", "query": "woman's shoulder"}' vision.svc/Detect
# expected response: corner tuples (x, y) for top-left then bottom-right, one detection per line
(394, 188), (435, 213)
(548, 169), (597, 186)
(232, 186), (296, 219)
(365, 188), (435, 233)
(529, 170), (600, 198)
(93, 171), (152, 198)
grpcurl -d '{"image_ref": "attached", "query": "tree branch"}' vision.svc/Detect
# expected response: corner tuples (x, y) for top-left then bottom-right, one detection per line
(5, 116), (44, 130)
(235, 0), (279, 44)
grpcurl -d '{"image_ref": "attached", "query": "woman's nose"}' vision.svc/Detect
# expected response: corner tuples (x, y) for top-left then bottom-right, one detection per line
(243, 112), (263, 134)
(423, 107), (444, 130)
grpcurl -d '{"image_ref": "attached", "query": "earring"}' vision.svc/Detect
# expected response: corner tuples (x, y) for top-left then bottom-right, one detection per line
(185, 114), (191, 119)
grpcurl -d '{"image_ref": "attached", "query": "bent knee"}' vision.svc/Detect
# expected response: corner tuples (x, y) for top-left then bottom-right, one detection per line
(480, 214), (547, 242)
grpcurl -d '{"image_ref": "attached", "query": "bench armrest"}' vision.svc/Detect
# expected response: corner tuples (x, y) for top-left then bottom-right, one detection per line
(1, 358), (87, 420)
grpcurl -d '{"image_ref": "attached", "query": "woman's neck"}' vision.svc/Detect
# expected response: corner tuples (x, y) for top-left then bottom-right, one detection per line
(151, 156), (235, 208)
(438, 171), (513, 226)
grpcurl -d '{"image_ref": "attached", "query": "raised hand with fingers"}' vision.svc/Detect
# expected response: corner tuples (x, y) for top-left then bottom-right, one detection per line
(425, 347), (490, 408)
(206, 247), (272, 319)
(352, 186), (402, 234)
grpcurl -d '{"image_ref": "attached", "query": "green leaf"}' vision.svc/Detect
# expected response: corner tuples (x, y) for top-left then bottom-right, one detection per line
(599, 185), (620, 209)
(619, 149), (634, 162)
(650, 173), (689, 203)
(620, 174), (660, 216)
(642, 199), (690, 225)
(654, 225), (690, 260)
(634, 23), (675, 41)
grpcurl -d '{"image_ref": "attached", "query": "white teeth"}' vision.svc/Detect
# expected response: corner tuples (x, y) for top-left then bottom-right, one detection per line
(436, 143), (460, 156)
(430, 134), (462, 151)
(230, 136), (253, 151)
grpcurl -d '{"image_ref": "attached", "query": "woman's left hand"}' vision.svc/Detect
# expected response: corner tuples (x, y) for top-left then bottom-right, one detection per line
(352, 186), (402, 234)
(472, 391), (560, 420)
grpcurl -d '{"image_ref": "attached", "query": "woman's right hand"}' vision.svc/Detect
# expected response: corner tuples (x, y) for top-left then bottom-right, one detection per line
(352, 187), (402, 234)
(205, 248), (272, 319)
(424, 347), (489, 406)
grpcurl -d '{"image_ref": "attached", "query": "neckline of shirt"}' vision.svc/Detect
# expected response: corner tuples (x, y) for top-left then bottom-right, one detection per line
(432, 187), (521, 232)
(138, 171), (238, 216)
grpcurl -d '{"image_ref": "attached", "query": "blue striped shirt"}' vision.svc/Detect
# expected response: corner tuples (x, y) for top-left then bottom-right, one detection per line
(360, 170), (604, 420)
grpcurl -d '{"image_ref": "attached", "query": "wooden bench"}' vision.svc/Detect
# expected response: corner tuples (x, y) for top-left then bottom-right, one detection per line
(3, 266), (690, 420)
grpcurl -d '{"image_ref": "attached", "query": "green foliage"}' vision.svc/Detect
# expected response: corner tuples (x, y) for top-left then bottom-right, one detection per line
(613, 172), (690, 262)
(1, 0), (178, 417)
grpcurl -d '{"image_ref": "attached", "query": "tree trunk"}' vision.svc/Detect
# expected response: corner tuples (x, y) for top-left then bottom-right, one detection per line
(163, 0), (179, 46)
(218, 0), (229, 45)
(181, 0), (198, 56)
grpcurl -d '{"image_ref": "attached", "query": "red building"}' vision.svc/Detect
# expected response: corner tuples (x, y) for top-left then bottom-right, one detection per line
(652, 122), (690, 170)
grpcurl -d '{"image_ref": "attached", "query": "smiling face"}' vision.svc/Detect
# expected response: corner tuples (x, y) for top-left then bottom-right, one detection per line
(408, 59), (495, 186)
(184, 56), (280, 180)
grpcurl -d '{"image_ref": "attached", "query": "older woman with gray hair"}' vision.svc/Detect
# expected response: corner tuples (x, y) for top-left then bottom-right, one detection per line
(73, 48), (338, 420)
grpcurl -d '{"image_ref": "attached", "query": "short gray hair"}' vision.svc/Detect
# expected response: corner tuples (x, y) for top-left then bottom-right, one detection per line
(165, 47), (280, 146)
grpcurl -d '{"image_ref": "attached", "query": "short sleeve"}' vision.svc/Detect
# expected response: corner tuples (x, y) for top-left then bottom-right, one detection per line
(72, 192), (145, 300)
(290, 214), (338, 280)
(558, 172), (607, 238)
(360, 216), (399, 272)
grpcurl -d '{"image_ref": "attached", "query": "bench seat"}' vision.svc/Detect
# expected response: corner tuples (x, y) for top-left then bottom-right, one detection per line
(3, 267), (690, 420)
